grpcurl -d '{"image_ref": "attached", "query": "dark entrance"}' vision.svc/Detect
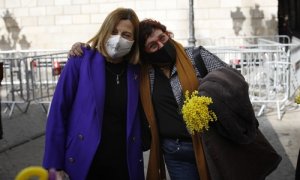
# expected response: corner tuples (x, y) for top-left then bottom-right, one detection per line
(278, 0), (300, 38)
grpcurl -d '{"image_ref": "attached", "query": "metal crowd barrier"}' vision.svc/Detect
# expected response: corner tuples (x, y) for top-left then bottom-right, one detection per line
(0, 53), (31, 117)
(0, 50), (68, 117)
(207, 46), (290, 120)
(29, 52), (68, 113)
(202, 35), (300, 120)
(198, 35), (291, 47)
(1, 36), (299, 120)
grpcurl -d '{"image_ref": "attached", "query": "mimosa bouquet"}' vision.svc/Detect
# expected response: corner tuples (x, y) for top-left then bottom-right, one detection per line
(181, 90), (217, 135)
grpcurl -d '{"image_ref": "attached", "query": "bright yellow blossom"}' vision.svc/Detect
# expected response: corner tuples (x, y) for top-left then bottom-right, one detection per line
(181, 90), (217, 135)
(295, 89), (300, 104)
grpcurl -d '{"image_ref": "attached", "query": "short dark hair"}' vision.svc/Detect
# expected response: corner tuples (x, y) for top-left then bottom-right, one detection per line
(139, 19), (173, 52)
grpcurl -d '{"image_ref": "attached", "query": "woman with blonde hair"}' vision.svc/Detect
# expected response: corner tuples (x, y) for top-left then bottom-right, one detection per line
(43, 8), (145, 180)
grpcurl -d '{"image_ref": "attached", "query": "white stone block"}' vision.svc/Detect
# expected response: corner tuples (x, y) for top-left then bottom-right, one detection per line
(98, 3), (120, 13)
(54, 0), (71, 5)
(37, 0), (54, 6)
(22, 26), (46, 34)
(194, 9), (209, 19)
(116, 0), (136, 8)
(90, 14), (105, 23)
(0, 0), (4, 8)
(142, 10), (167, 21)
(5, 0), (21, 8)
(241, 0), (255, 7)
(13, 8), (29, 16)
(81, 4), (100, 14)
(55, 15), (72, 25)
(165, 20), (188, 31)
(72, 0), (90, 4)
(64, 5), (81, 15)
(195, 20), (210, 29)
(46, 6), (63, 15)
(72, 15), (90, 24)
(177, 0), (189, 9)
(155, 0), (176, 9)
(29, 7), (46, 16)
(63, 24), (98, 34)
(208, 8), (231, 19)
(166, 10), (188, 20)
(38, 16), (55, 25)
(196, 0), (220, 8)
(220, 0), (242, 8)
(21, 0), (37, 7)
(47, 26), (63, 33)
(90, 0), (110, 3)
(21, 16), (38, 26)
(136, 1), (155, 10)
(255, 0), (277, 7)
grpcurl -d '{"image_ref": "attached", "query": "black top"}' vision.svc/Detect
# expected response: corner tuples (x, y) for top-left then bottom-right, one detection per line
(152, 67), (191, 140)
(87, 61), (129, 180)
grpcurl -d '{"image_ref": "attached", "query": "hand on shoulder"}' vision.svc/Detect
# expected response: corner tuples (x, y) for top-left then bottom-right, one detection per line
(68, 42), (91, 57)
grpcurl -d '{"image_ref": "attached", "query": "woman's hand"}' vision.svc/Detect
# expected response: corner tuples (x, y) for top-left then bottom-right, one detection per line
(68, 42), (90, 57)
(56, 170), (70, 180)
(49, 169), (70, 180)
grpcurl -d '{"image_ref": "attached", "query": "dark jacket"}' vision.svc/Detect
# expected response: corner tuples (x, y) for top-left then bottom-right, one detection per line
(198, 67), (282, 180)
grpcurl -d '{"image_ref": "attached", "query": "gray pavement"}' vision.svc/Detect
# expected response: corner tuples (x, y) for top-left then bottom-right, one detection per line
(0, 102), (299, 180)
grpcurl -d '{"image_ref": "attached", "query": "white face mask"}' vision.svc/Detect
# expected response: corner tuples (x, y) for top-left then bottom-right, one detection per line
(105, 35), (134, 59)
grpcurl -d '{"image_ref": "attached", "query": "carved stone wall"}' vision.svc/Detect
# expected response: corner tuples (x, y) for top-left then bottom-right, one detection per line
(0, 10), (30, 50)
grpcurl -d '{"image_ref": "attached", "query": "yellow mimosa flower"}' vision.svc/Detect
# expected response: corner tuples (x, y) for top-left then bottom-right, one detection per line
(181, 90), (217, 135)
(295, 90), (300, 104)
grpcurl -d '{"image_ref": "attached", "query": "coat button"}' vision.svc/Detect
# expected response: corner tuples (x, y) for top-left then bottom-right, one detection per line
(68, 157), (75, 163)
(139, 159), (143, 162)
(132, 136), (136, 142)
(78, 134), (84, 140)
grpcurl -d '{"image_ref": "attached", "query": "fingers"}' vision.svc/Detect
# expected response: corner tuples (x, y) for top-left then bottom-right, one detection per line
(72, 42), (84, 55)
(56, 170), (70, 180)
(73, 48), (83, 56)
(68, 42), (84, 57)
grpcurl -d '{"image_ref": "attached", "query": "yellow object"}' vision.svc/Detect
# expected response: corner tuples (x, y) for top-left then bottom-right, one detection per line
(182, 90), (217, 135)
(295, 90), (300, 104)
(15, 166), (48, 180)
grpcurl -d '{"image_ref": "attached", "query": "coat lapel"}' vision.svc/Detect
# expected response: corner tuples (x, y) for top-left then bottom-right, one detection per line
(126, 64), (139, 138)
(89, 51), (106, 132)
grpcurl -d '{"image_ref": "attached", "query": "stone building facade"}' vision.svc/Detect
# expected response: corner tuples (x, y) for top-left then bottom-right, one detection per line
(0, 0), (278, 50)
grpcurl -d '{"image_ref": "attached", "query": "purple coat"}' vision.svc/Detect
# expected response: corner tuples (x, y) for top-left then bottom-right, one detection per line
(43, 48), (144, 180)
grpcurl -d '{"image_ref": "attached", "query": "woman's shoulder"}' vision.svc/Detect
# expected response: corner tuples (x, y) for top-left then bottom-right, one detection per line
(68, 47), (104, 62)
(65, 48), (100, 70)
(81, 47), (102, 57)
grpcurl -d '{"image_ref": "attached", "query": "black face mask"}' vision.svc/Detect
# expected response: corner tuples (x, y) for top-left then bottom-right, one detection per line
(142, 40), (177, 66)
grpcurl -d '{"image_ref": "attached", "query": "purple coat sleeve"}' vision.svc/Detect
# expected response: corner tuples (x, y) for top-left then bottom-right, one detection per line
(43, 55), (82, 169)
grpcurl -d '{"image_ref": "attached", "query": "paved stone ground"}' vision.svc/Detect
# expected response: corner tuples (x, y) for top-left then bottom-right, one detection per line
(0, 103), (299, 179)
